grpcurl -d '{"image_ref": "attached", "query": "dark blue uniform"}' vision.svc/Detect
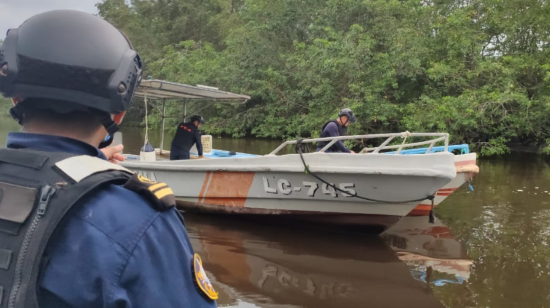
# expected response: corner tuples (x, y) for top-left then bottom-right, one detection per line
(7, 132), (217, 308)
(170, 122), (203, 160)
(316, 121), (351, 153)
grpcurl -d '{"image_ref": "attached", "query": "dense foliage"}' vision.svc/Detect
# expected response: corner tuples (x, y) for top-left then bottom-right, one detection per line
(97, 0), (550, 155)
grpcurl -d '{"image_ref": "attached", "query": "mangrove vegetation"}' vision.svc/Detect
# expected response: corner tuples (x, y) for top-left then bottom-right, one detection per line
(74, 0), (550, 155)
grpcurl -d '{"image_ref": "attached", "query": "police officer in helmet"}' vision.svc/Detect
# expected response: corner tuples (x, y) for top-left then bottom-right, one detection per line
(170, 115), (205, 160)
(316, 108), (357, 153)
(0, 10), (217, 308)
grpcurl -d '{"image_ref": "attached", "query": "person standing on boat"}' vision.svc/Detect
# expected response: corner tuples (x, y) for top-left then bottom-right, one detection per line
(170, 115), (205, 160)
(0, 11), (217, 308)
(316, 108), (357, 153)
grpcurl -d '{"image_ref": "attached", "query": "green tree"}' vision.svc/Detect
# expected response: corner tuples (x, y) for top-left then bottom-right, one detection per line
(97, 0), (550, 155)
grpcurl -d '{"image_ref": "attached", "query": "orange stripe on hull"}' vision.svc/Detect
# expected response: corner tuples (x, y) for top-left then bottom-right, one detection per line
(455, 160), (476, 166)
(438, 188), (457, 192)
(409, 204), (437, 216)
(203, 172), (255, 207)
(199, 171), (212, 201)
(410, 162), (477, 216)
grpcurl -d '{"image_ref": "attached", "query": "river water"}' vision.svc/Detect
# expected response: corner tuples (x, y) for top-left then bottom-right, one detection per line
(1, 122), (548, 307)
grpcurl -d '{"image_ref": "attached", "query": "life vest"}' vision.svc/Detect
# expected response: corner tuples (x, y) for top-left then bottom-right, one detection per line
(0, 148), (175, 308)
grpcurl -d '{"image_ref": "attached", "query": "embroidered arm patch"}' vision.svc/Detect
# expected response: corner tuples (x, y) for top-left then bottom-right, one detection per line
(193, 253), (218, 300)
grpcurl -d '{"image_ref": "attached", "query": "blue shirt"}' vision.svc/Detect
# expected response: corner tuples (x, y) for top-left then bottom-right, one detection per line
(7, 132), (217, 308)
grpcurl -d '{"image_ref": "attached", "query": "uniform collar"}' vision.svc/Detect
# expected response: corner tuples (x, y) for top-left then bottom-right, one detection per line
(6, 132), (107, 160)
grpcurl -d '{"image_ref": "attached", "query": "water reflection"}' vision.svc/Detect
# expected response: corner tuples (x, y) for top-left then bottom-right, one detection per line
(185, 214), (457, 308)
(4, 122), (549, 307)
(382, 217), (474, 307)
(436, 154), (550, 308)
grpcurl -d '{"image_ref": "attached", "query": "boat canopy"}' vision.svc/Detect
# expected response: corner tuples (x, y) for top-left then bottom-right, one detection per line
(135, 79), (250, 102)
(132, 79), (250, 154)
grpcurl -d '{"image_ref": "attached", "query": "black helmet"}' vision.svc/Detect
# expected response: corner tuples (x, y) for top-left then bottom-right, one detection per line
(0, 10), (142, 119)
(339, 108), (356, 123)
(190, 115), (205, 125)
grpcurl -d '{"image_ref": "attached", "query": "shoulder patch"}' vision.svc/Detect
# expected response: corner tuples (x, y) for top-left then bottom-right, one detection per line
(123, 174), (176, 211)
(193, 253), (218, 300)
(55, 155), (132, 183)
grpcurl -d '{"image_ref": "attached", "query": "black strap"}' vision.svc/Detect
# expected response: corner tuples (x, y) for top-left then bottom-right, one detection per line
(0, 149), (48, 170)
(320, 120), (337, 133)
(98, 116), (119, 149)
(0, 250), (12, 270)
(101, 116), (119, 136)
(9, 105), (24, 126)
(318, 120), (339, 151)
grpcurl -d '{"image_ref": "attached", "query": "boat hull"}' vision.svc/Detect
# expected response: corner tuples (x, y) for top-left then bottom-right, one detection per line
(121, 153), (456, 231)
(409, 153), (478, 216)
(176, 201), (402, 232)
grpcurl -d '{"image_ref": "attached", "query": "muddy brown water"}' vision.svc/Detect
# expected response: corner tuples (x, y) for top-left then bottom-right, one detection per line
(2, 122), (549, 307)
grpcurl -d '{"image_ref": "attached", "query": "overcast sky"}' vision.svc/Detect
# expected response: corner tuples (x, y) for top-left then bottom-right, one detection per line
(0, 0), (100, 38)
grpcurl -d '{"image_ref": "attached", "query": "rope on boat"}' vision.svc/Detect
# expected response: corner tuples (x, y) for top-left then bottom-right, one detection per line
(400, 130), (412, 138)
(295, 138), (436, 223)
(398, 130), (412, 154)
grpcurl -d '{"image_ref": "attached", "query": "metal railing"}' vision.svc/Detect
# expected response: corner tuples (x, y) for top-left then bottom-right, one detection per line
(384, 144), (469, 155)
(267, 132), (449, 156)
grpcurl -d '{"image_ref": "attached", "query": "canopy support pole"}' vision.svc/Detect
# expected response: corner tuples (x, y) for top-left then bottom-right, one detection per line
(160, 99), (166, 154)
(143, 94), (149, 147)
(184, 100), (188, 122)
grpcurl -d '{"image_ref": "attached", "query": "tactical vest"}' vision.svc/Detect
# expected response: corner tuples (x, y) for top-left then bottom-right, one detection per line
(317, 120), (347, 152)
(0, 148), (175, 308)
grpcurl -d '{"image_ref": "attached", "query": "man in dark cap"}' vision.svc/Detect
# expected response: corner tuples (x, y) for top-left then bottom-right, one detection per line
(316, 108), (357, 153)
(0, 10), (217, 308)
(170, 115), (206, 160)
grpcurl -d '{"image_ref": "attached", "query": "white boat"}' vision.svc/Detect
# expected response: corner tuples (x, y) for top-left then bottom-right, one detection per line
(120, 79), (476, 232)
(123, 132), (458, 232)
(153, 140), (479, 218)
